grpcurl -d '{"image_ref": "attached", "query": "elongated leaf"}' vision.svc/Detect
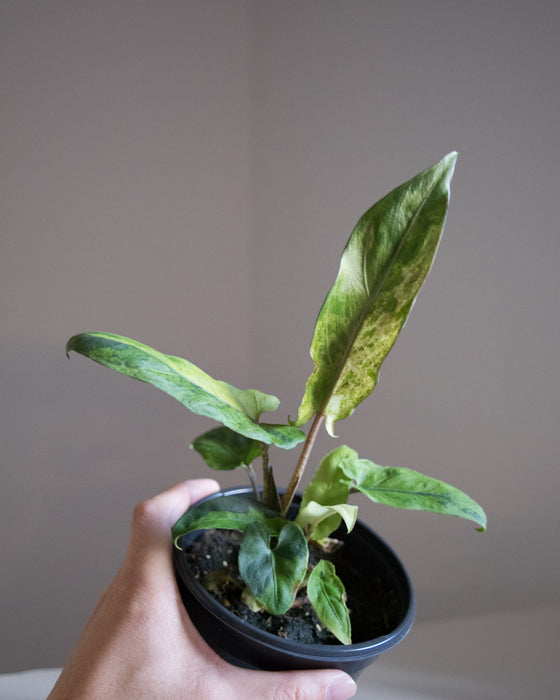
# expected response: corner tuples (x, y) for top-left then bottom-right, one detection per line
(191, 426), (261, 470)
(238, 521), (308, 615)
(66, 332), (305, 448)
(339, 455), (487, 531)
(307, 560), (352, 645)
(296, 153), (457, 435)
(295, 501), (358, 541)
(172, 494), (286, 547)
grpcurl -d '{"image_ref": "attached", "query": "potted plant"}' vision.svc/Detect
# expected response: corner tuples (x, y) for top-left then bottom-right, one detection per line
(66, 152), (486, 679)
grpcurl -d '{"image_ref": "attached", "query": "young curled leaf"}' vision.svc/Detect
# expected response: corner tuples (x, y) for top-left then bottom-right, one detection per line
(238, 521), (308, 616)
(172, 494), (285, 548)
(295, 501), (358, 542)
(297, 446), (357, 537)
(307, 560), (352, 645)
(300, 446), (355, 509)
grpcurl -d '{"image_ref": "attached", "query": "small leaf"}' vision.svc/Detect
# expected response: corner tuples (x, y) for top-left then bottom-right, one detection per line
(301, 446), (357, 506)
(307, 560), (352, 645)
(340, 457), (487, 531)
(238, 521), (308, 615)
(298, 446), (356, 537)
(191, 426), (261, 471)
(295, 501), (358, 541)
(241, 587), (266, 613)
(66, 332), (305, 449)
(172, 494), (285, 548)
(295, 153), (457, 435)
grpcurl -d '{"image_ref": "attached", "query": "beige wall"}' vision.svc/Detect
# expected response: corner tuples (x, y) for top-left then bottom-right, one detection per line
(2, 0), (559, 672)
(1, 0), (256, 671)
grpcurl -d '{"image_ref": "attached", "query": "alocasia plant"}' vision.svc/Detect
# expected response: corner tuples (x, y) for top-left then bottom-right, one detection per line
(66, 152), (486, 645)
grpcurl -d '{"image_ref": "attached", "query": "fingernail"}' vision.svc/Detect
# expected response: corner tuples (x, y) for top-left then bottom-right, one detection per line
(326, 675), (357, 700)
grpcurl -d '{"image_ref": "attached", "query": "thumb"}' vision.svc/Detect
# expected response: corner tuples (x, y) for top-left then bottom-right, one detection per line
(122, 478), (220, 588)
(225, 666), (357, 700)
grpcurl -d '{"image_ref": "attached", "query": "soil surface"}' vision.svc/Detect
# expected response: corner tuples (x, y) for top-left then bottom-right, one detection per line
(184, 529), (400, 645)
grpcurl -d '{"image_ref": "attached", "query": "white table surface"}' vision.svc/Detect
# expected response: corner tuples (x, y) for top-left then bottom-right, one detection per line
(1, 605), (558, 699)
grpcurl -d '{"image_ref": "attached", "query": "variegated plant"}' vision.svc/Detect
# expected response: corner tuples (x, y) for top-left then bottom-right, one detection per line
(67, 153), (486, 645)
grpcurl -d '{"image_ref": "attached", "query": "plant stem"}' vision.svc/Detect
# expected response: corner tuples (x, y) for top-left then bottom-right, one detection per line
(281, 412), (324, 515)
(245, 463), (259, 501)
(260, 442), (281, 511)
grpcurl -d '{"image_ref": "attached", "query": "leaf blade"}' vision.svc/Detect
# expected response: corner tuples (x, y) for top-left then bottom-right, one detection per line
(341, 458), (487, 531)
(300, 446), (356, 508)
(295, 501), (358, 541)
(66, 332), (305, 448)
(191, 426), (261, 471)
(238, 521), (308, 615)
(297, 446), (356, 539)
(307, 560), (352, 645)
(172, 493), (285, 548)
(296, 153), (457, 434)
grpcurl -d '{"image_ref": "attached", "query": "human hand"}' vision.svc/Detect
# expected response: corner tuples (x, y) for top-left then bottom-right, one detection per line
(48, 479), (357, 699)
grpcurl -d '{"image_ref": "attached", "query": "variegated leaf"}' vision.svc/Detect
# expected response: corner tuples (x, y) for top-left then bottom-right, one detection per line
(295, 501), (358, 541)
(295, 153), (457, 435)
(66, 332), (305, 448)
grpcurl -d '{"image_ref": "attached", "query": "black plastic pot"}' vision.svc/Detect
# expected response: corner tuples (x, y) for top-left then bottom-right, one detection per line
(173, 487), (414, 680)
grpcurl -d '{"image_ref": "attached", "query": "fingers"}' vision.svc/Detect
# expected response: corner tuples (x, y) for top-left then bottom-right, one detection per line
(223, 666), (357, 700)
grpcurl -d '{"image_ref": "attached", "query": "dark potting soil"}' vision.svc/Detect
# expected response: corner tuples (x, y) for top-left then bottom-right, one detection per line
(183, 529), (400, 646)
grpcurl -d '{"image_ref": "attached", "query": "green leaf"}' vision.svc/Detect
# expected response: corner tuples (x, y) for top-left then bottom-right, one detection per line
(191, 426), (261, 471)
(238, 521), (308, 615)
(295, 501), (358, 541)
(298, 446), (356, 538)
(66, 332), (305, 449)
(340, 457), (487, 531)
(307, 560), (352, 645)
(295, 153), (457, 435)
(172, 494), (286, 548)
(301, 446), (356, 506)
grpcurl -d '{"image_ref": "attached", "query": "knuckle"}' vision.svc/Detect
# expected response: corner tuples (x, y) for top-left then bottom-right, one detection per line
(269, 680), (317, 700)
(128, 496), (168, 552)
(131, 497), (162, 530)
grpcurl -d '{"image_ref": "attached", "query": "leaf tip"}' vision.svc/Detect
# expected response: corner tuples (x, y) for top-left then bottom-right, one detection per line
(474, 505), (487, 532)
(440, 150), (458, 182)
(475, 514), (487, 533)
(65, 336), (75, 357)
(324, 415), (338, 438)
